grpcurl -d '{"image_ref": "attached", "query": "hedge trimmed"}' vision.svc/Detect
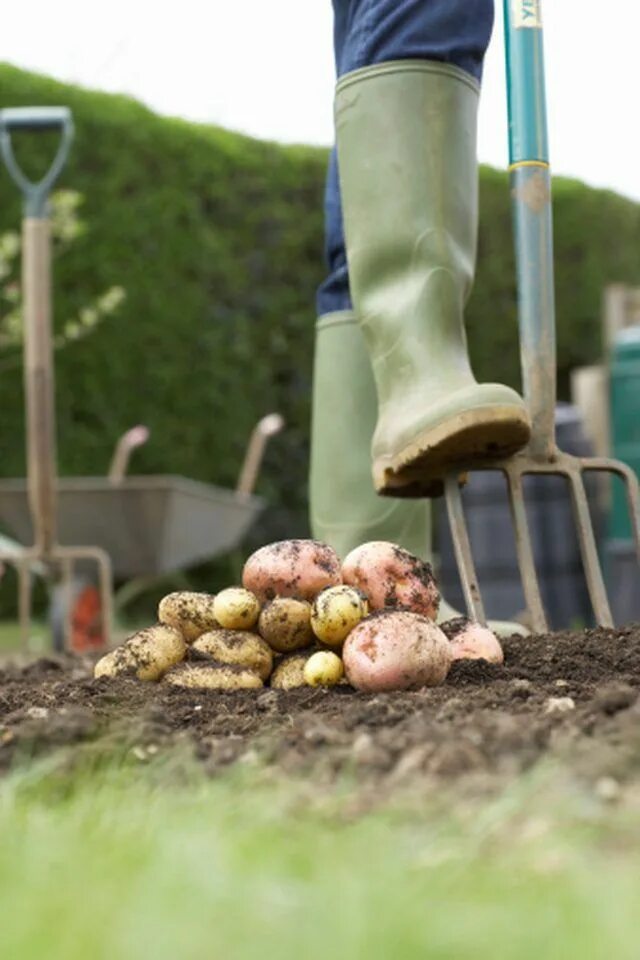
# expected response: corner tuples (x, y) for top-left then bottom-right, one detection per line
(1, 64), (639, 600)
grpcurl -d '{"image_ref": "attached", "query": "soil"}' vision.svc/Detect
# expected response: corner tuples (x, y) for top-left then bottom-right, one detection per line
(2, 625), (640, 796)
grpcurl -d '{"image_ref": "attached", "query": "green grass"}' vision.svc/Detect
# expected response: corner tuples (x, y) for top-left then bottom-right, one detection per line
(0, 619), (48, 653)
(0, 620), (22, 651)
(0, 750), (639, 959)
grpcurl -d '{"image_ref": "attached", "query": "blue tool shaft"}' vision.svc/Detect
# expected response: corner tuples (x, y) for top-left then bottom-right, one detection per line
(504, 0), (557, 458)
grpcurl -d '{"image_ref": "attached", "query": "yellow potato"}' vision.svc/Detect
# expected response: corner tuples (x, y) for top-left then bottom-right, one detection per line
(304, 651), (344, 687)
(158, 591), (219, 642)
(258, 597), (314, 653)
(270, 651), (313, 690)
(164, 663), (263, 690)
(311, 585), (369, 647)
(94, 625), (186, 682)
(213, 587), (260, 630)
(192, 629), (273, 681)
(93, 646), (136, 680)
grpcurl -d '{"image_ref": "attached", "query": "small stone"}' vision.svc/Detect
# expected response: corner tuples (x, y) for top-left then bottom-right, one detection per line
(510, 679), (533, 699)
(351, 731), (374, 759)
(131, 746), (148, 762)
(256, 690), (279, 712)
(554, 679), (569, 689)
(595, 776), (620, 802)
(194, 705), (203, 712)
(544, 696), (575, 715)
(26, 706), (49, 720)
(350, 731), (389, 768)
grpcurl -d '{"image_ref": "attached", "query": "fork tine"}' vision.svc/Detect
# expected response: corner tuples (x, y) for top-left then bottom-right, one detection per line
(568, 469), (613, 627)
(505, 469), (548, 634)
(444, 474), (486, 624)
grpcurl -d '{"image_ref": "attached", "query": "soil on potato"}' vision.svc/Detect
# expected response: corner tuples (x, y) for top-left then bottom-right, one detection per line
(2, 625), (640, 795)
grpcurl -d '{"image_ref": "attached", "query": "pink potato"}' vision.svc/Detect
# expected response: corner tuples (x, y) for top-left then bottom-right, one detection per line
(341, 541), (440, 620)
(242, 539), (341, 603)
(343, 610), (452, 692)
(441, 617), (504, 665)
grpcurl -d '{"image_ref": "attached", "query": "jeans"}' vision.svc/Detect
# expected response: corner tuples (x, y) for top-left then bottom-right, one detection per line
(316, 0), (494, 316)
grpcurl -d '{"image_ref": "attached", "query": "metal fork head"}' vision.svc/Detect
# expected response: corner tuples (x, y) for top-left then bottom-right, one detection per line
(444, 449), (640, 633)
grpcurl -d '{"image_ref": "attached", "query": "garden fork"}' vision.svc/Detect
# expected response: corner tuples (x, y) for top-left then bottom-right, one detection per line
(444, 0), (640, 632)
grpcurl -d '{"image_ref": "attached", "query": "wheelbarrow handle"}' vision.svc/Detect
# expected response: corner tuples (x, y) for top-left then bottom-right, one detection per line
(236, 413), (285, 499)
(0, 107), (74, 218)
(503, 1), (557, 459)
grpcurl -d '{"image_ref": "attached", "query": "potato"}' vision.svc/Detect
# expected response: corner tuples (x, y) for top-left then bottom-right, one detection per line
(213, 587), (260, 630)
(164, 663), (263, 690)
(342, 611), (452, 692)
(311, 585), (368, 647)
(341, 541), (440, 620)
(270, 651), (313, 690)
(158, 591), (219, 642)
(258, 597), (314, 653)
(243, 539), (341, 602)
(304, 651), (344, 687)
(94, 646), (136, 680)
(191, 629), (273, 681)
(440, 617), (504, 665)
(94, 625), (186, 682)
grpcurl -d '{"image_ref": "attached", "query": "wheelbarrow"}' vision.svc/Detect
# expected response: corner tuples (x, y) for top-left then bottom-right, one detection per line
(0, 106), (283, 651)
(0, 415), (282, 651)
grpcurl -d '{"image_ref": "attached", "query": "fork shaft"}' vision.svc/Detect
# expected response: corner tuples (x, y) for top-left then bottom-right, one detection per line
(504, 2), (557, 459)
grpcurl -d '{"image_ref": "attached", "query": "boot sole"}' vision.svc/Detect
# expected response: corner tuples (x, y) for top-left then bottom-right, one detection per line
(373, 405), (531, 498)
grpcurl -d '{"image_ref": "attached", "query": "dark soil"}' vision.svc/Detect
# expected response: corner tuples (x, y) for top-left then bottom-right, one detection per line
(2, 625), (640, 793)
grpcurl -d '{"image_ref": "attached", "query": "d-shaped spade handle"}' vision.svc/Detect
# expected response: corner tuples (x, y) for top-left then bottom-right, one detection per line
(0, 107), (73, 555)
(0, 107), (74, 217)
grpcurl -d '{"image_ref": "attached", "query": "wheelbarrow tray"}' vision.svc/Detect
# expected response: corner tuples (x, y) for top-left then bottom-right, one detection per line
(0, 475), (264, 578)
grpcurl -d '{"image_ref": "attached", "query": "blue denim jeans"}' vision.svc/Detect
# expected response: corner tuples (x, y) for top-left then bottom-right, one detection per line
(316, 0), (494, 316)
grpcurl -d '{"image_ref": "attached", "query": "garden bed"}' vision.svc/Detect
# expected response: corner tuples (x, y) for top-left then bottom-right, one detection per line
(1, 624), (640, 796)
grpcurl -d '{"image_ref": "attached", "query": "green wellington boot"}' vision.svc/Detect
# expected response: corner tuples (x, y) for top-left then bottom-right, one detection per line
(309, 311), (528, 638)
(335, 60), (530, 497)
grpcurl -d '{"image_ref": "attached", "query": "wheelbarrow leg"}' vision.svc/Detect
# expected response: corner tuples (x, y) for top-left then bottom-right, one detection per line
(17, 558), (32, 653)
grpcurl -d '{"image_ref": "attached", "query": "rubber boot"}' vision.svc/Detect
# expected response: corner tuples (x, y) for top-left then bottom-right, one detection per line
(335, 61), (530, 497)
(309, 311), (528, 637)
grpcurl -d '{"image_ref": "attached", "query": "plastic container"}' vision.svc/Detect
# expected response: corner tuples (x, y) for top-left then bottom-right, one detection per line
(609, 327), (640, 540)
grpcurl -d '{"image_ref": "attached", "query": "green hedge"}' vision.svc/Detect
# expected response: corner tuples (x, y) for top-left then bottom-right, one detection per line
(1, 64), (640, 600)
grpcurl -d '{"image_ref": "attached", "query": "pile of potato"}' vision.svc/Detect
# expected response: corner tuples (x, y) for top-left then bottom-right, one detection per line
(94, 539), (504, 692)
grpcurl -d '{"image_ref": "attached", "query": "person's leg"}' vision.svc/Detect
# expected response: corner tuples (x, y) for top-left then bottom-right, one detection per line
(333, 0), (529, 497)
(318, 0), (495, 317)
(310, 1), (528, 634)
(335, 0), (493, 80)
(312, 4), (430, 562)
(316, 148), (351, 317)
